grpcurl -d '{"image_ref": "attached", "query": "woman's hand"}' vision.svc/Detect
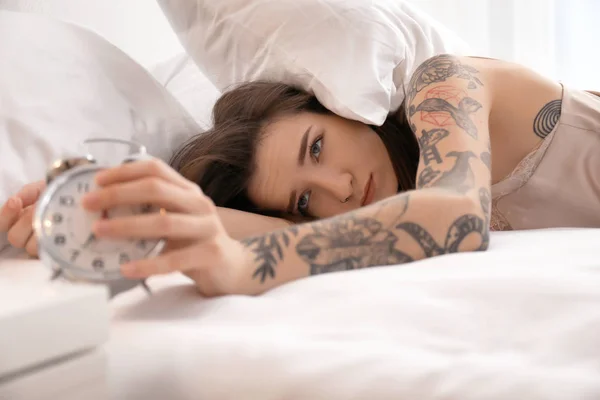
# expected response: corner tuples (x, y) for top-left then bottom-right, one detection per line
(82, 158), (252, 297)
(0, 180), (46, 257)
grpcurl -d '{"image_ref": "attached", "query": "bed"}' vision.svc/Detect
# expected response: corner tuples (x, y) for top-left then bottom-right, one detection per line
(1, 3), (600, 399)
(2, 228), (600, 399)
(107, 228), (600, 400)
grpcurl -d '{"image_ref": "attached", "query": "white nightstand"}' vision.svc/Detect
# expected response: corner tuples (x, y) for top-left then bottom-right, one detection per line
(0, 252), (110, 400)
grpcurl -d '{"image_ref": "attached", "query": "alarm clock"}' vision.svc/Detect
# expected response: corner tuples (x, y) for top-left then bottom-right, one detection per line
(33, 139), (165, 296)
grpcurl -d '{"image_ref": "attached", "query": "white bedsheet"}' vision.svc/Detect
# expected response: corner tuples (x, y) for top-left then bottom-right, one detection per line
(3, 228), (600, 399)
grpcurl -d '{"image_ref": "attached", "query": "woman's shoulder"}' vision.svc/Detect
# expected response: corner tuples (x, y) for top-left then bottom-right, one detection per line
(407, 54), (527, 96)
(407, 54), (563, 182)
(411, 54), (555, 85)
(464, 56), (563, 181)
(429, 55), (564, 109)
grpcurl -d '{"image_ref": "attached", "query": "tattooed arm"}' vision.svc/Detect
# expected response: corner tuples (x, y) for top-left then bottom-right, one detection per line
(217, 207), (294, 240)
(236, 54), (491, 295)
(406, 54), (492, 214)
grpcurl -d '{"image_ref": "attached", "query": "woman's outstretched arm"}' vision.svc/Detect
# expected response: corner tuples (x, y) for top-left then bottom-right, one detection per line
(0, 186), (296, 258)
(238, 54), (492, 294)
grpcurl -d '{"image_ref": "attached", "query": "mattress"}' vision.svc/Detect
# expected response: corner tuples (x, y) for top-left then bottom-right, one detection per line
(2, 228), (600, 399)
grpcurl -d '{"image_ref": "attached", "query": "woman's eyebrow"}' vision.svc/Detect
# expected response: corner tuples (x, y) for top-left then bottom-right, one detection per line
(287, 190), (296, 214)
(297, 125), (312, 166)
(287, 125), (313, 214)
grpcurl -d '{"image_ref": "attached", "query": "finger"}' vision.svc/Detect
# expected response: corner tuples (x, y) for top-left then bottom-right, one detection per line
(95, 158), (197, 191)
(16, 180), (46, 208)
(82, 177), (213, 214)
(25, 235), (38, 257)
(7, 205), (35, 248)
(93, 213), (220, 240)
(0, 196), (23, 232)
(121, 244), (207, 278)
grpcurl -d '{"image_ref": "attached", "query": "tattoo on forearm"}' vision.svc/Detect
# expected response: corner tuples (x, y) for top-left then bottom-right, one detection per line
(296, 196), (413, 275)
(244, 227), (299, 283)
(417, 166), (441, 187)
(410, 97), (482, 139)
(395, 222), (443, 257)
(419, 151), (477, 193)
(246, 188), (489, 282)
(479, 187), (491, 226)
(296, 217), (414, 275)
(293, 193), (488, 276)
(480, 151), (491, 172)
(395, 213), (488, 256)
(373, 193), (410, 223)
(533, 99), (561, 139)
(408, 54), (484, 102)
(418, 128), (450, 165)
(446, 214), (489, 251)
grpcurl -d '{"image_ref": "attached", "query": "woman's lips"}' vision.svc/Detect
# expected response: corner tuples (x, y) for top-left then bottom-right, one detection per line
(361, 174), (375, 206)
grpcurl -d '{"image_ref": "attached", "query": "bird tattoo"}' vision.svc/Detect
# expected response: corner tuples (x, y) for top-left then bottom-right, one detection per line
(410, 97), (483, 139)
(432, 151), (477, 193)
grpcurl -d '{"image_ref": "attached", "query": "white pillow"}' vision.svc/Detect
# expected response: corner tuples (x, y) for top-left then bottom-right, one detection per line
(157, 0), (471, 125)
(0, 10), (200, 250)
(150, 53), (221, 129)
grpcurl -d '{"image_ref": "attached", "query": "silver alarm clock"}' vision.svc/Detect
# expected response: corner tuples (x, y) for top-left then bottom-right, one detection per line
(33, 139), (165, 297)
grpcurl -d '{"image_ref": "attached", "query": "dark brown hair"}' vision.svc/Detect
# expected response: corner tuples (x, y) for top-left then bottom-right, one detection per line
(169, 81), (419, 215)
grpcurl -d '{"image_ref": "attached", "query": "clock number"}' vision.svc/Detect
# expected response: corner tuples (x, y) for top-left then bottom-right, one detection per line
(54, 234), (66, 246)
(52, 213), (63, 224)
(140, 204), (153, 214)
(59, 195), (75, 207)
(77, 182), (90, 193)
(70, 250), (80, 262)
(137, 240), (147, 250)
(119, 253), (131, 264)
(92, 258), (105, 271)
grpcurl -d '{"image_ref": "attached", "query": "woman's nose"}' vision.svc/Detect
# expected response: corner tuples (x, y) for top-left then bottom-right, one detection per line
(311, 169), (353, 203)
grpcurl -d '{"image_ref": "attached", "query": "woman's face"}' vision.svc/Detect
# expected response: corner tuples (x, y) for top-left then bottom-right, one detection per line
(247, 112), (398, 219)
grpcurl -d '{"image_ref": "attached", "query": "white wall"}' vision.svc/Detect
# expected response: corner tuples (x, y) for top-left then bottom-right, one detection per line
(0, 0), (182, 67)
(409, 0), (556, 75)
(408, 0), (492, 57)
(409, 0), (600, 89)
(554, 0), (600, 90)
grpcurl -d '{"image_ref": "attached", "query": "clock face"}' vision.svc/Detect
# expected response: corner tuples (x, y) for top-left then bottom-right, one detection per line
(34, 164), (164, 281)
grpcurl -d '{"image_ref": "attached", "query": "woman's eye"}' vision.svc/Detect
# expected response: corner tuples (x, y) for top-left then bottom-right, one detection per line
(310, 137), (322, 159)
(297, 191), (311, 215)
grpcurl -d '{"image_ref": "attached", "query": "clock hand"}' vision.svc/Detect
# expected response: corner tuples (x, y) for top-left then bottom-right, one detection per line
(50, 269), (63, 281)
(82, 209), (108, 248)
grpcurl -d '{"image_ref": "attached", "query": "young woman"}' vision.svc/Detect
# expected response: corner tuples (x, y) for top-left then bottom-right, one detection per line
(2, 55), (599, 296)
